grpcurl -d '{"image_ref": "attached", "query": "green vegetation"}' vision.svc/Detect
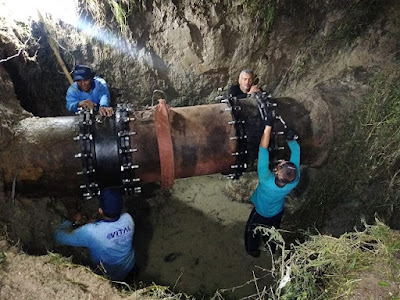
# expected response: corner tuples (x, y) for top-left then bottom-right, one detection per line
(265, 219), (400, 299)
(300, 70), (400, 227)
(82, 0), (141, 36)
(328, 0), (382, 46)
(359, 73), (400, 203)
(240, 0), (382, 46)
(239, 0), (384, 82)
(243, 0), (278, 34)
(140, 284), (194, 299)
(0, 251), (6, 264)
(108, 0), (132, 36)
(239, 0), (321, 35)
(47, 252), (76, 266)
(209, 219), (400, 299)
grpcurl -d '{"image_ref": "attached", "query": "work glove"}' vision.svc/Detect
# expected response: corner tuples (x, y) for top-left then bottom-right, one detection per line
(286, 128), (298, 141)
(264, 108), (275, 127)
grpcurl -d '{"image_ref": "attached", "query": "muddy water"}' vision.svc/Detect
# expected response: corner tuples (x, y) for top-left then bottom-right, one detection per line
(131, 175), (274, 298)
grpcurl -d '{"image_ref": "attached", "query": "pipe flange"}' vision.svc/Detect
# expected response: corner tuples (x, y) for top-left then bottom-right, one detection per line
(116, 104), (141, 194)
(221, 96), (248, 179)
(75, 108), (98, 200)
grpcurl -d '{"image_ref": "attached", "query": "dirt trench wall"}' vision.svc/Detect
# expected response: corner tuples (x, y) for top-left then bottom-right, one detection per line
(1, 1), (339, 114)
(0, 1), (400, 296)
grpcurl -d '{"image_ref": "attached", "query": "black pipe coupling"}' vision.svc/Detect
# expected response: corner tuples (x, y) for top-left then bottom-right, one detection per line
(74, 106), (141, 200)
(255, 93), (289, 168)
(255, 92), (276, 125)
(221, 96), (248, 179)
(115, 104), (141, 194)
(74, 108), (98, 200)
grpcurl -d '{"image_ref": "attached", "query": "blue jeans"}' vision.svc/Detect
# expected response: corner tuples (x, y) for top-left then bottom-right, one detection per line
(245, 207), (283, 257)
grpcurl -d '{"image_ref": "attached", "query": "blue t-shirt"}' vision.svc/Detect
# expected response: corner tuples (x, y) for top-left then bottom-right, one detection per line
(250, 140), (300, 218)
(55, 213), (135, 280)
(66, 76), (110, 113)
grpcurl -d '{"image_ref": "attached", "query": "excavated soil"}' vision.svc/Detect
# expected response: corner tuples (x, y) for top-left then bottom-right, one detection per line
(0, 175), (275, 299)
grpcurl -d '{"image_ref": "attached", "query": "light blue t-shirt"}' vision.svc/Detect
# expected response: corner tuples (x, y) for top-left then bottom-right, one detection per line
(66, 76), (110, 113)
(250, 140), (300, 218)
(55, 213), (135, 281)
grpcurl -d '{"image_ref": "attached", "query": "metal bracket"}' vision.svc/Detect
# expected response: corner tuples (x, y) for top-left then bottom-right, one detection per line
(116, 103), (141, 194)
(75, 108), (98, 200)
(221, 96), (248, 179)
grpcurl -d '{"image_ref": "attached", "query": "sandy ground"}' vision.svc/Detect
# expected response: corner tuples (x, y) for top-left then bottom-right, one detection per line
(133, 174), (273, 298)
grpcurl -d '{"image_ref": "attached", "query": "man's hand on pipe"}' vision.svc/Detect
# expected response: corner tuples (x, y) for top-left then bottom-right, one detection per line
(99, 106), (114, 117)
(78, 99), (96, 110)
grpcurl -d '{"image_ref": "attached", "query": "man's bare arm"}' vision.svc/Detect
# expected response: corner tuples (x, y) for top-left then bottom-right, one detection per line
(260, 125), (272, 149)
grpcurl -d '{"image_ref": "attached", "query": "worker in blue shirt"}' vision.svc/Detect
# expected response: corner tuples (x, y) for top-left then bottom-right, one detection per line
(245, 119), (300, 257)
(55, 188), (135, 281)
(66, 64), (114, 116)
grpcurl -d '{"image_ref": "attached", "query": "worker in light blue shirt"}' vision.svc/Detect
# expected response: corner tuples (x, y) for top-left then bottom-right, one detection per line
(66, 64), (114, 116)
(55, 188), (135, 281)
(245, 120), (300, 258)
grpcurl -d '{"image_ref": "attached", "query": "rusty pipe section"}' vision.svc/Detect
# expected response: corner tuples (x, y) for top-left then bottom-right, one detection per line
(0, 117), (83, 195)
(0, 97), (329, 196)
(133, 102), (236, 184)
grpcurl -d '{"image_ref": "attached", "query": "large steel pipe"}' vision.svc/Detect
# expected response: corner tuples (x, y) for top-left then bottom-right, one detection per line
(0, 97), (328, 196)
(1, 117), (83, 195)
(132, 102), (236, 183)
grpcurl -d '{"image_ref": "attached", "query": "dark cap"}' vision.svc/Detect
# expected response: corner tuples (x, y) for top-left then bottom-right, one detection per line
(99, 188), (123, 217)
(275, 161), (297, 187)
(73, 65), (94, 81)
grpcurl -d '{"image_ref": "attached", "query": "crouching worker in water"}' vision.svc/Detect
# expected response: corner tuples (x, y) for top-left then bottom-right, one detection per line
(245, 120), (300, 257)
(55, 188), (135, 281)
